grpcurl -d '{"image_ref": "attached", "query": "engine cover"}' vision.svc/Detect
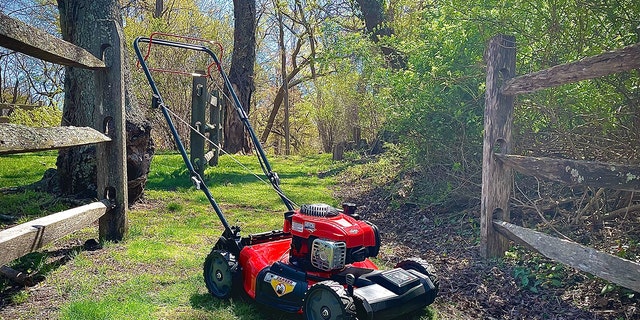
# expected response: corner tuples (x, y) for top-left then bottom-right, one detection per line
(285, 204), (380, 271)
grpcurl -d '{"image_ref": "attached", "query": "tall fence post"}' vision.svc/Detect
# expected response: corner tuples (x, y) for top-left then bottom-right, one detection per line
(208, 90), (222, 166)
(94, 20), (128, 241)
(190, 72), (207, 177)
(480, 34), (516, 258)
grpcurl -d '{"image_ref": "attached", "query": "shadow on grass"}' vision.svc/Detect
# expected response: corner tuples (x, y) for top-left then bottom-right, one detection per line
(146, 160), (355, 192)
(190, 292), (300, 320)
(0, 242), (94, 309)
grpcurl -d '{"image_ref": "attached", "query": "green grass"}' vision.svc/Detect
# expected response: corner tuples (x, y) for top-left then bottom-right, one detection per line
(0, 151), (57, 187)
(0, 152), (436, 320)
(0, 151), (66, 226)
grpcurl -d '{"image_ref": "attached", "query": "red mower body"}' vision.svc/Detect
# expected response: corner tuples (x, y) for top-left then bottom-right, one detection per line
(239, 238), (378, 302)
(229, 204), (437, 318)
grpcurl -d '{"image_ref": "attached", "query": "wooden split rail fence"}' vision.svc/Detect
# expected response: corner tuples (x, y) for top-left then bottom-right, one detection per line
(0, 13), (127, 282)
(481, 34), (640, 291)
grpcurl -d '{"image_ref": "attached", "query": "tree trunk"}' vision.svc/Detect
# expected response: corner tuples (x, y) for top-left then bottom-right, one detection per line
(276, 7), (290, 155)
(355, 0), (406, 69)
(56, 0), (154, 203)
(224, 0), (256, 154)
(356, 0), (392, 41)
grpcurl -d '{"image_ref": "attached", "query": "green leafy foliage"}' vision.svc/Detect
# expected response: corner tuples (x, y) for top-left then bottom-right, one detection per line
(122, 0), (234, 151)
(334, 0), (640, 205)
(7, 105), (62, 127)
(506, 247), (570, 292)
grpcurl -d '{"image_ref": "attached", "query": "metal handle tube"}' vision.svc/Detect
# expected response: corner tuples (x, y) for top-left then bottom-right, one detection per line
(133, 37), (234, 234)
(134, 36), (294, 211)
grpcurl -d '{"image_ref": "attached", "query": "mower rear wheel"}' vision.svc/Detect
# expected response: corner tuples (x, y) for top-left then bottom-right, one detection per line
(203, 249), (236, 299)
(396, 257), (440, 292)
(303, 280), (356, 320)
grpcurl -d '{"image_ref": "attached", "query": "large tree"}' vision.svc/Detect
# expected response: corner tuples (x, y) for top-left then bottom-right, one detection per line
(355, 0), (405, 69)
(224, 0), (257, 154)
(56, 0), (154, 203)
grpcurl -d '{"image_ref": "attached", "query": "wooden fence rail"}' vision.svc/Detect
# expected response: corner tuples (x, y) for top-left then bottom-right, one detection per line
(501, 42), (640, 96)
(0, 201), (109, 267)
(493, 220), (640, 292)
(0, 13), (127, 279)
(0, 124), (110, 155)
(481, 35), (640, 292)
(0, 12), (105, 69)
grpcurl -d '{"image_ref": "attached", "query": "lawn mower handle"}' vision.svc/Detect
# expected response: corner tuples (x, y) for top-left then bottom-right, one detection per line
(133, 36), (241, 238)
(133, 36), (294, 212)
(133, 37), (293, 244)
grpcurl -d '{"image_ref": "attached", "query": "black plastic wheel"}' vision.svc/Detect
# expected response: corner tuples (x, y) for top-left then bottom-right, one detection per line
(203, 249), (236, 299)
(396, 257), (440, 292)
(303, 280), (356, 320)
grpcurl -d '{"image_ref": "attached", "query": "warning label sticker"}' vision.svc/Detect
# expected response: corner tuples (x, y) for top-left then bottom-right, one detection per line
(264, 273), (297, 297)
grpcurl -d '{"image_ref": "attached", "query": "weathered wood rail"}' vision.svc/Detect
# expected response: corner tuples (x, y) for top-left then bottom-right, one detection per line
(0, 201), (109, 267)
(0, 12), (105, 69)
(0, 124), (110, 155)
(0, 13), (127, 281)
(481, 35), (640, 292)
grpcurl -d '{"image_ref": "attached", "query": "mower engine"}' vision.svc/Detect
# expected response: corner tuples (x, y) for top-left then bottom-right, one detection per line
(284, 203), (381, 272)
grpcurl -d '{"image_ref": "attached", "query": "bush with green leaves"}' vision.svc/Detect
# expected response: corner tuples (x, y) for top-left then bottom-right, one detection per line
(8, 105), (62, 127)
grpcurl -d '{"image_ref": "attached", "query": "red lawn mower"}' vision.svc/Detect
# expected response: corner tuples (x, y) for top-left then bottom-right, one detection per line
(134, 34), (438, 320)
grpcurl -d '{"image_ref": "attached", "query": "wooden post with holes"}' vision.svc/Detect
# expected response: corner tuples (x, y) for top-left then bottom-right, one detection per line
(480, 35), (516, 258)
(94, 20), (128, 241)
(190, 72), (207, 177)
(207, 90), (222, 166)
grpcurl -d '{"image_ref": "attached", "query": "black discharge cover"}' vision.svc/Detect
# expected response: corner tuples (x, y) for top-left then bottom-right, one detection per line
(352, 268), (438, 320)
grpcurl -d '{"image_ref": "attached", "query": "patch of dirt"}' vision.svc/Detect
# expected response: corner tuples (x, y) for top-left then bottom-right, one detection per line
(336, 172), (640, 320)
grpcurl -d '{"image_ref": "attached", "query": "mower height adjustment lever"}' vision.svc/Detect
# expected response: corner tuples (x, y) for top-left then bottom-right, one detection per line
(191, 175), (202, 190)
(346, 273), (355, 296)
(268, 171), (281, 186)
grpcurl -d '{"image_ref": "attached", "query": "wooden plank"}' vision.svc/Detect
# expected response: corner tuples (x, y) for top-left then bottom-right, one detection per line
(480, 34), (516, 258)
(495, 154), (640, 192)
(190, 73), (207, 177)
(208, 90), (222, 166)
(94, 20), (128, 241)
(0, 12), (105, 69)
(501, 42), (640, 95)
(0, 201), (107, 266)
(493, 220), (640, 292)
(0, 123), (111, 155)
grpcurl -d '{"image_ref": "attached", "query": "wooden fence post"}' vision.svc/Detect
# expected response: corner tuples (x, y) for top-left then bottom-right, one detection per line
(208, 90), (222, 166)
(94, 20), (128, 241)
(190, 72), (207, 177)
(480, 35), (516, 258)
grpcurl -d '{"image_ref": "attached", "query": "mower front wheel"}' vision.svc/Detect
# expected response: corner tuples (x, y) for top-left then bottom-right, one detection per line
(303, 280), (356, 320)
(203, 249), (237, 299)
